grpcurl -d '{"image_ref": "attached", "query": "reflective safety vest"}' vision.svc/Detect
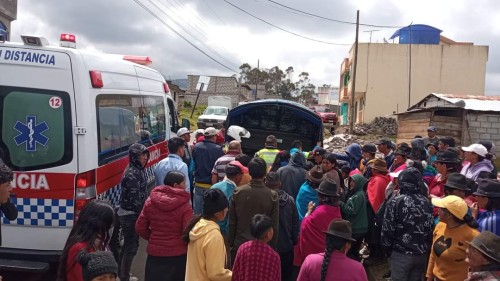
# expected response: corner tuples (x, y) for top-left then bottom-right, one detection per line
(255, 148), (280, 168)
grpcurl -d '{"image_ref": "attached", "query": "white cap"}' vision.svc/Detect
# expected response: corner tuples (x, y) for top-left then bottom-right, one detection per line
(176, 127), (191, 137)
(462, 143), (488, 157)
(204, 127), (218, 137)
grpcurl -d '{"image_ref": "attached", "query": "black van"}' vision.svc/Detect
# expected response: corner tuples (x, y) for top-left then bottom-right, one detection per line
(226, 99), (323, 155)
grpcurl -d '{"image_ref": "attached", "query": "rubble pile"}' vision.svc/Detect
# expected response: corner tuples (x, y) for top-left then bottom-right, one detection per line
(335, 117), (397, 136)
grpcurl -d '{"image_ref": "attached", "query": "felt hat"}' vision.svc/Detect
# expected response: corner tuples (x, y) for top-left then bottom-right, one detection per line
(473, 179), (500, 198)
(317, 177), (338, 197)
(467, 231), (500, 263)
(324, 219), (356, 242)
(307, 165), (324, 184)
(371, 158), (388, 173)
(435, 150), (459, 163)
(444, 173), (469, 191)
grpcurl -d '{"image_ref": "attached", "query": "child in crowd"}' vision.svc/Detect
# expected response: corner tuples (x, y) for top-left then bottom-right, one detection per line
(57, 201), (115, 281)
(232, 214), (281, 281)
(78, 250), (118, 281)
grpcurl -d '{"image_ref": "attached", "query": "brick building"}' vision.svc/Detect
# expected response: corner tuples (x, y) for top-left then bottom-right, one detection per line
(397, 93), (500, 157)
(184, 75), (251, 108)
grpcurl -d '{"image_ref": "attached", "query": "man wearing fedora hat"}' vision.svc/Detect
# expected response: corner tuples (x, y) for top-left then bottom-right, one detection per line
(429, 150), (462, 199)
(295, 178), (342, 268)
(471, 179), (500, 236)
(360, 143), (377, 179)
(444, 173), (472, 202)
(296, 166), (324, 224)
(297, 219), (368, 281)
(389, 144), (411, 173)
(465, 231), (500, 281)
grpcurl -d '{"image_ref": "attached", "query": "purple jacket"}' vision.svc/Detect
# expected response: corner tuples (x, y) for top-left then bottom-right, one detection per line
(461, 159), (494, 181)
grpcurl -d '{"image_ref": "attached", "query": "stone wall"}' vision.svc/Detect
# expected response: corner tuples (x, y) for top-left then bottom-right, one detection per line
(466, 112), (500, 157)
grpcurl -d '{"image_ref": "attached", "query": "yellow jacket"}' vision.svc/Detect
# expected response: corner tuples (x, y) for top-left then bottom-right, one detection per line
(186, 219), (232, 281)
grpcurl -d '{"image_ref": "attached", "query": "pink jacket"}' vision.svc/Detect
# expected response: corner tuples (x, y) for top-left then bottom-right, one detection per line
(136, 185), (193, 257)
(294, 204), (342, 266)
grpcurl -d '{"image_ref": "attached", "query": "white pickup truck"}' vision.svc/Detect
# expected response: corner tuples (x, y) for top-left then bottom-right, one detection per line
(197, 96), (232, 129)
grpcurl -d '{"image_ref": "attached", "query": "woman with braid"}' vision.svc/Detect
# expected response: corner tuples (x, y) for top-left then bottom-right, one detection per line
(297, 219), (367, 281)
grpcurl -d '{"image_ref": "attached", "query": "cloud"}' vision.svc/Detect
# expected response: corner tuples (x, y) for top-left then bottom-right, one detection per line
(9, 0), (500, 93)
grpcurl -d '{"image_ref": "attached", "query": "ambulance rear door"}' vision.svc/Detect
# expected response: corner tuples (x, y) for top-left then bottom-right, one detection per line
(0, 44), (78, 257)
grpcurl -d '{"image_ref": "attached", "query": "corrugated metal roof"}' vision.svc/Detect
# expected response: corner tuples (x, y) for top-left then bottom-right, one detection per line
(409, 93), (500, 112)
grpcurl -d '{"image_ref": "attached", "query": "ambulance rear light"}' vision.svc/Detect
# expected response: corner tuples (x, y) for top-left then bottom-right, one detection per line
(60, 33), (76, 48)
(163, 82), (170, 93)
(21, 35), (50, 46)
(75, 170), (97, 221)
(89, 71), (104, 88)
(123, 55), (152, 65)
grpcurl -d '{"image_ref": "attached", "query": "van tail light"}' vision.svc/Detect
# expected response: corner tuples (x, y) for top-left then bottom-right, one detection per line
(74, 170), (97, 221)
(89, 71), (103, 88)
(163, 82), (170, 93)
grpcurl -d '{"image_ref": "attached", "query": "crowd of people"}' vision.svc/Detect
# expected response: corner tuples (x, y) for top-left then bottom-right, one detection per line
(11, 123), (494, 281)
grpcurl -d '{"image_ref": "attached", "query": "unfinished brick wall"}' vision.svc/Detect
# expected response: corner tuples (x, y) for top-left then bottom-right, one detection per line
(466, 113), (500, 158)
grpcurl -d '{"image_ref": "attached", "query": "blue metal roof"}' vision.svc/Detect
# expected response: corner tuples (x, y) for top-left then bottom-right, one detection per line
(390, 24), (442, 44)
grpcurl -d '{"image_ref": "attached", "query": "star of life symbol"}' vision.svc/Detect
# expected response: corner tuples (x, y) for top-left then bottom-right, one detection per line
(13, 116), (49, 152)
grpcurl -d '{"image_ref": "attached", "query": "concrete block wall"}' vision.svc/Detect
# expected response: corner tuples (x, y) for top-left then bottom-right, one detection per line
(467, 113), (500, 158)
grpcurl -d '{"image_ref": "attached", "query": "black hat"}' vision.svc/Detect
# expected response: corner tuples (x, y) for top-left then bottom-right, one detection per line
(467, 231), (500, 263)
(435, 150), (459, 163)
(307, 165), (324, 184)
(398, 167), (422, 191)
(444, 173), (469, 191)
(203, 189), (228, 215)
(427, 126), (437, 132)
(410, 147), (427, 161)
(394, 145), (411, 157)
(362, 144), (377, 154)
(312, 148), (327, 156)
(317, 177), (338, 197)
(324, 219), (356, 242)
(375, 138), (392, 146)
(473, 179), (500, 198)
(78, 250), (118, 281)
(426, 141), (439, 150)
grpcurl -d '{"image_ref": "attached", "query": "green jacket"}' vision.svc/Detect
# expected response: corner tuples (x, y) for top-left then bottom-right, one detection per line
(340, 174), (368, 235)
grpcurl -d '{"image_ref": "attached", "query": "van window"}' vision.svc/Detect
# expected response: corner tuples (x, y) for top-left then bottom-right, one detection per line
(0, 86), (72, 170)
(97, 95), (166, 165)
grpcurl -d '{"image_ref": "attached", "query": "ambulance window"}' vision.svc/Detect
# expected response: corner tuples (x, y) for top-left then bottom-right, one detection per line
(167, 98), (177, 133)
(0, 86), (72, 170)
(97, 95), (166, 165)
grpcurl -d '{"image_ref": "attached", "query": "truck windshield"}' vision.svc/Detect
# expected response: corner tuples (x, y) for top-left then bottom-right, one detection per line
(204, 107), (228, 116)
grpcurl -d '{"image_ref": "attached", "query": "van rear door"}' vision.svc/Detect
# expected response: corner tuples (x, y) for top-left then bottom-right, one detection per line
(0, 45), (77, 254)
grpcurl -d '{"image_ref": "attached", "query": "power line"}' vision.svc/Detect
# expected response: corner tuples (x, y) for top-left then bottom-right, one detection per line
(222, 0), (351, 46)
(133, 0), (239, 73)
(265, 0), (404, 28)
(153, 0), (240, 67)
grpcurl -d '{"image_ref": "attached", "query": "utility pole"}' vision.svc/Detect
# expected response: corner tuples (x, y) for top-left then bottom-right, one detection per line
(255, 59), (259, 101)
(349, 10), (360, 134)
(408, 23), (413, 109)
(363, 29), (379, 43)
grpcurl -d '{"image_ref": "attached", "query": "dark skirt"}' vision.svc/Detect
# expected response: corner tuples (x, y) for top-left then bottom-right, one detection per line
(145, 254), (187, 281)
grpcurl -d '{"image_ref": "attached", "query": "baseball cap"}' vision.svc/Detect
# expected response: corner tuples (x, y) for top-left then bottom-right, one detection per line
(313, 148), (327, 156)
(462, 143), (488, 157)
(176, 127), (191, 137)
(431, 195), (468, 220)
(427, 126), (437, 132)
(204, 127), (218, 137)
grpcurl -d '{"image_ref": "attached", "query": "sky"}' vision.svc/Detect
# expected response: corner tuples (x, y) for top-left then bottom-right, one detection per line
(10, 0), (500, 94)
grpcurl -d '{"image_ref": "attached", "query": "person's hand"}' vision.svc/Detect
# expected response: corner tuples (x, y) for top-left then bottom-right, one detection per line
(307, 201), (316, 214)
(471, 202), (479, 219)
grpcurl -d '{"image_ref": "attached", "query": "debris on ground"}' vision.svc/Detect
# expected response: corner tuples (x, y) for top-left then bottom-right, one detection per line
(324, 117), (397, 152)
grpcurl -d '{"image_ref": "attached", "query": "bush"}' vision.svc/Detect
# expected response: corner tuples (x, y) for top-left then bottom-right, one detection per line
(183, 101), (192, 108)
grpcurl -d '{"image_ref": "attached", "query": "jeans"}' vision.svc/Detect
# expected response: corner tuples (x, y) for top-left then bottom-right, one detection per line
(279, 250), (294, 281)
(117, 214), (140, 281)
(193, 186), (207, 215)
(145, 254), (187, 281)
(389, 251), (427, 281)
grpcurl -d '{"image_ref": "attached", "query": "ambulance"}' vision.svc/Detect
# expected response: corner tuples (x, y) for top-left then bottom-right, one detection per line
(0, 34), (181, 274)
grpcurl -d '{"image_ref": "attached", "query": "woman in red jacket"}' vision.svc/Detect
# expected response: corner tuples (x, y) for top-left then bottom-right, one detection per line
(136, 171), (193, 281)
